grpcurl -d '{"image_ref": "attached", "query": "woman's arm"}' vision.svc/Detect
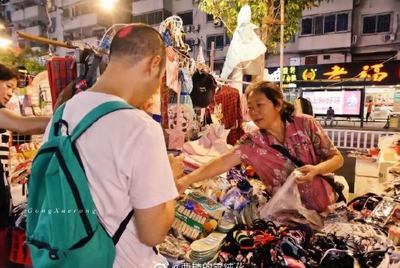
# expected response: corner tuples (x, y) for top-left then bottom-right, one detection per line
(0, 108), (50, 135)
(297, 116), (344, 183)
(297, 148), (344, 183)
(177, 149), (242, 193)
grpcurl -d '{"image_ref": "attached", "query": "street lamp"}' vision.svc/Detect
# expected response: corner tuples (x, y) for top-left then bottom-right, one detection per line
(0, 37), (11, 49)
(99, 0), (118, 11)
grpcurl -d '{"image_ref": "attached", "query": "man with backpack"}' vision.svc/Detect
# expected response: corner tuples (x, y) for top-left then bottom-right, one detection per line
(27, 24), (180, 268)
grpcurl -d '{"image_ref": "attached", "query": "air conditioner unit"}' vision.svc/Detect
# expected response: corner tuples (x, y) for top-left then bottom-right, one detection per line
(383, 34), (395, 42)
(191, 24), (200, 33)
(184, 25), (192, 33)
(214, 20), (223, 27)
(351, 34), (358, 45)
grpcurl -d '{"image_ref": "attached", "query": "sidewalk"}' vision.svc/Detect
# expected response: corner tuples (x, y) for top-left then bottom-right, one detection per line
(320, 119), (399, 132)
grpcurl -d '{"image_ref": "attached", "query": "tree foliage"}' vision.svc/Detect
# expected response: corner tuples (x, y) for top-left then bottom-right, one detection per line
(0, 47), (46, 74)
(199, 0), (329, 53)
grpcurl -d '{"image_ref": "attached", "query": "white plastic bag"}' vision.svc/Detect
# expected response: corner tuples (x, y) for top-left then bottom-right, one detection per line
(259, 170), (323, 227)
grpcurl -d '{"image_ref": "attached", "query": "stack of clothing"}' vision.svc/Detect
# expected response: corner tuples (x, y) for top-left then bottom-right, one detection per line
(182, 124), (231, 170)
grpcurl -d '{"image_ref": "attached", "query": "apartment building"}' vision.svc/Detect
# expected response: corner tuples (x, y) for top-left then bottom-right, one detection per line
(267, 0), (400, 67)
(1, 0), (398, 68)
(1, 0), (132, 54)
(2, 0), (48, 50)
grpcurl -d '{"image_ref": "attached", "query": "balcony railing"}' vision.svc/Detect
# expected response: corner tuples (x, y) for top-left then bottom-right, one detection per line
(11, 5), (46, 22)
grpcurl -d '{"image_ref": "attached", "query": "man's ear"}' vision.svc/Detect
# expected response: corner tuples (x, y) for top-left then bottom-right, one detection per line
(149, 55), (162, 76)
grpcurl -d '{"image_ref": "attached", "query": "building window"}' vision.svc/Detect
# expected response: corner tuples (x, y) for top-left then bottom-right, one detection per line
(148, 11), (163, 25)
(132, 10), (166, 25)
(225, 32), (231, 45)
(363, 14), (391, 34)
(377, 14), (390, 32)
(305, 56), (318, 65)
(336, 13), (348, 31)
(314, 16), (323, 35)
(323, 55), (331, 60)
(363, 16), (376, 33)
(178, 11), (193, 26)
(301, 18), (313, 35)
(302, 12), (350, 36)
(324, 15), (335, 33)
(206, 13), (213, 22)
(207, 35), (224, 50)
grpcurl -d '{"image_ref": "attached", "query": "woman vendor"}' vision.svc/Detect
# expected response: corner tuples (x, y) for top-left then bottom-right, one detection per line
(177, 81), (344, 211)
(0, 63), (50, 266)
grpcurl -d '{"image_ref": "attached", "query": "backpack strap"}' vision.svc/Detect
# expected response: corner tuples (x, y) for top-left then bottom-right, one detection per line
(48, 103), (67, 139)
(70, 101), (134, 142)
(112, 210), (134, 245)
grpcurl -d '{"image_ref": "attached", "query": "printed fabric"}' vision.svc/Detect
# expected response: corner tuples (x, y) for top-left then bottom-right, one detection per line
(235, 114), (337, 195)
(211, 85), (244, 145)
(47, 56), (77, 109)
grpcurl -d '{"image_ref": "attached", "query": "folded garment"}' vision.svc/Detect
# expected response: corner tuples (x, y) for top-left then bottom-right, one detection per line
(183, 124), (231, 157)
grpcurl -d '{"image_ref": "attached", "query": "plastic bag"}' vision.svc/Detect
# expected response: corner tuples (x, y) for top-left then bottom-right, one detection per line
(259, 170), (323, 227)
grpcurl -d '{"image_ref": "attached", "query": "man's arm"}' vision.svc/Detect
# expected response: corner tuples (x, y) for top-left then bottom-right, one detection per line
(134, 199), (175, 246)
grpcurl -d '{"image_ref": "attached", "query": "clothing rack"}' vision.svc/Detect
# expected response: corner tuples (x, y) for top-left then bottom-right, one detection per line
(215, 77), (253, 85)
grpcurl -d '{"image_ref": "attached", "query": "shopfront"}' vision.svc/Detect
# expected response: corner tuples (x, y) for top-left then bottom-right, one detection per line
(266, 60), (400, 119)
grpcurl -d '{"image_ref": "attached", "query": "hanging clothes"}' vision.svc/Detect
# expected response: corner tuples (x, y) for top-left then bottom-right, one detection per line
(210, 85), (245, 145)
(190, 70), (217, 108)
(220, 5), (266, 80)
(166, 47), (179, 93)
(47, 56), (76, 109)
(161, 77), (170, 129)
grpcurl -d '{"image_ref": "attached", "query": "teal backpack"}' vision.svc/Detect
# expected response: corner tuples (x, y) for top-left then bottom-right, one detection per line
(27, 101), (134, 268)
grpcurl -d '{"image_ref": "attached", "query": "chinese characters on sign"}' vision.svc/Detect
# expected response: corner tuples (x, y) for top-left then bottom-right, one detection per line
(323, 65), (348, 80)
(269, 60), (398, 84)
(322, 64), (389, 81)
(282, 66), (297, 83)
(356, 64), (388, 82)
(264, 67), (297, 83)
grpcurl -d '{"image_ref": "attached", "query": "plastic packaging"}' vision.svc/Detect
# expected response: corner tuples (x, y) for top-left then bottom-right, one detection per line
(259, 170), (323, 227)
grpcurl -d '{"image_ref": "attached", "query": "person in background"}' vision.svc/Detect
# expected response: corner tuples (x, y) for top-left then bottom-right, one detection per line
(0, 64), (50, 134)
(325, 106), (335, 127)
(177, 81), (344, 212)
(43, 24), (181, 268)
(0, 63), (50, 267)
(298, 97), (314, 116)
(366, 99), (373, 122)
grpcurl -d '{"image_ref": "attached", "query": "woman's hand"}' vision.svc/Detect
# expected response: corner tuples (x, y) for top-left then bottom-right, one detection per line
(296, 165), (320, 184)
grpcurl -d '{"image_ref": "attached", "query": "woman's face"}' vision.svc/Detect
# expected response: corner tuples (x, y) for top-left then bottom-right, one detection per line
(0, 78), (16, 106)
(247, 91), (282, 129)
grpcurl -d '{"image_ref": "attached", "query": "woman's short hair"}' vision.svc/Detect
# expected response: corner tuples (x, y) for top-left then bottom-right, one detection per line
(245, 81), (295, 122)
(0, 64), (18, 81)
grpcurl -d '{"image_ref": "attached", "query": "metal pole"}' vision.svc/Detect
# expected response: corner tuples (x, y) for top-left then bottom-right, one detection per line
(279, 0), (285, 91)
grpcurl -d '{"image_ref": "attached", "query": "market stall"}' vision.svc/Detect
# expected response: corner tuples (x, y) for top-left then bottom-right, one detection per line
(4, 7), (400, 268)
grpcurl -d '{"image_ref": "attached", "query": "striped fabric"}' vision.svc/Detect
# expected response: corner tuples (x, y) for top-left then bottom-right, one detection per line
(0, 129), (10, 180)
